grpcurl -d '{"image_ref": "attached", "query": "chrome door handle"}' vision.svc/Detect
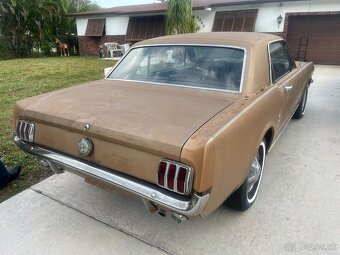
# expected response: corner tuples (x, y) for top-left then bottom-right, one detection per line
(284, 85), (293, 92)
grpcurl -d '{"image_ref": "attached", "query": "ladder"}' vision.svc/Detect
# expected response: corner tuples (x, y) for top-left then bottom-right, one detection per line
(297, 36), (309, 61)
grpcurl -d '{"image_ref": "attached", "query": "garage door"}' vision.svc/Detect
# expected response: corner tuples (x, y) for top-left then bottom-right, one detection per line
(286, 15), (340, 65)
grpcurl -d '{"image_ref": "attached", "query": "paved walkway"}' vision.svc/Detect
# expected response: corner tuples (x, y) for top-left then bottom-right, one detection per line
(0, 65), (339, 255)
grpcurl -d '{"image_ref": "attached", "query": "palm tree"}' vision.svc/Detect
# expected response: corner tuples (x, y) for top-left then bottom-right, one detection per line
(165, 0), (198, 35)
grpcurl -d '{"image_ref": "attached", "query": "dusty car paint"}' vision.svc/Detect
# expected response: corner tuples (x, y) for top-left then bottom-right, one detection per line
(13, 32), (314, 218)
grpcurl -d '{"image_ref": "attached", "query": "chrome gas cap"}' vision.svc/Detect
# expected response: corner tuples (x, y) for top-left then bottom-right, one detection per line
(78, 138), (93, 156)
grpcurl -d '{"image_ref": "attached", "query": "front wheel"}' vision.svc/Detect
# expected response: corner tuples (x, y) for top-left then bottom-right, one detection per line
(224, 141), (266, 211)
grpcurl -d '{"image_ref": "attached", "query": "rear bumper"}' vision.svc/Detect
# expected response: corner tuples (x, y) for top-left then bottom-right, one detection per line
(15, 136), (209, 217)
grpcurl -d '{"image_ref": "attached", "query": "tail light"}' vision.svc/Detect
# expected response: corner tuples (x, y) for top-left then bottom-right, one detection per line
(16, 120), (35, 142)
(157, 159), (193, 195)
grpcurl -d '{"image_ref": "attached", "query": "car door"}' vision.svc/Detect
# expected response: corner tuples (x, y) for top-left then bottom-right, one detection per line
(269, 41), (305, 131)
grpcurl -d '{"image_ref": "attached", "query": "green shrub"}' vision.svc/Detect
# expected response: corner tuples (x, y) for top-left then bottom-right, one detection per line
(0, 35), (13, 60)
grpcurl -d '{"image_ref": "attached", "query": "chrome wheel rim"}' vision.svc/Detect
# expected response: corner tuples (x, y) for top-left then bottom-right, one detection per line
(247, 142), (266, 203)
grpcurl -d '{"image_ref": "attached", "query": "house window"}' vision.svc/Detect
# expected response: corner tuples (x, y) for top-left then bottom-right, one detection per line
(212, 10), (258, 32)
(85, 19), (106, 36)
(125, 15), (165, 41)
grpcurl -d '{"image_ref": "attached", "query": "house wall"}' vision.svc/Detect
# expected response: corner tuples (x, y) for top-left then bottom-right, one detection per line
(192, 0), (340, 34)
(78, 35), (125, 56)
(106, 16), (130, 35)
(76, 15), (139, 55)
(194, 10), (216, 32)
(75, 0), (340, 55)
(76, 15), (130, 36)
(76, 18), (88, 36)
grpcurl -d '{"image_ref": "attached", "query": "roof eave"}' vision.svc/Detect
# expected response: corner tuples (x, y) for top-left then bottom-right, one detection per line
(70, 0), (307, 17)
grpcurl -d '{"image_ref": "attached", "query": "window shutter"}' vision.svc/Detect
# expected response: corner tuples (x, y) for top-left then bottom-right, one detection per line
(85, 19), (105, 36)
(125, 16), (165, 41)
(213, 10), (258, 32)
(212, 12), (224, 31)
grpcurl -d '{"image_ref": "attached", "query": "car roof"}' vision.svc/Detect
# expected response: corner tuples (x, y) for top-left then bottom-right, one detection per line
(134, 32), (281, 49)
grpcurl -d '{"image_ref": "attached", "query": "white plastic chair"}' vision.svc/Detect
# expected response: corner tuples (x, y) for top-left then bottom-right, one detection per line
(121, 43), (130, 55)
(104, 42), (122, 58)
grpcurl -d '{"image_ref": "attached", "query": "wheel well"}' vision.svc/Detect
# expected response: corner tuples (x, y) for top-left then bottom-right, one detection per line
(264, 128), (274, 152)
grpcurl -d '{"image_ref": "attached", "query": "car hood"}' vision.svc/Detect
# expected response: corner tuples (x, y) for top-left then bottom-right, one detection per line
(15, 79), (239, 158)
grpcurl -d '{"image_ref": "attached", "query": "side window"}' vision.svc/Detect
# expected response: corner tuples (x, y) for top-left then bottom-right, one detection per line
(269, 41), (295, 83)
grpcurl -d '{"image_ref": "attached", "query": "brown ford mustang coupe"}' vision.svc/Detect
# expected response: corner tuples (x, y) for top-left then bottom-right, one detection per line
(14, 32), (314, 222)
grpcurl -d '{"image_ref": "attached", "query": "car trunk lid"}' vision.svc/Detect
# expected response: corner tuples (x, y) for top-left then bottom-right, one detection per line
(19, 80), (238, 157)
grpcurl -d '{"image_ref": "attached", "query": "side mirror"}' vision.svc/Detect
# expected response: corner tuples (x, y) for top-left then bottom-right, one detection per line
(104, 67), (112, 77)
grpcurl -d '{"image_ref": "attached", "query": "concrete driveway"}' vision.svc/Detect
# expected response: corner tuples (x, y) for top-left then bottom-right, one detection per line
(0, 65), (339, 255)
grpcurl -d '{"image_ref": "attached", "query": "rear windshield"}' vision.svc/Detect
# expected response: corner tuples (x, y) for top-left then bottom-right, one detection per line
(108, 45), (245, 92)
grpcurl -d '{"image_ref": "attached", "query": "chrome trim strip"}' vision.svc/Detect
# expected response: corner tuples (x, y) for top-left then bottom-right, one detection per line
(185, 166), (194, 195)
(17, 120), (35, 142)
(19, 121), (24, 139)
(105, 44), (247, 94)
(105, 78), (242, 94)
(174, 165), (179, 193)
(164, 163), (169, 189)
(15, 137), (209, 217)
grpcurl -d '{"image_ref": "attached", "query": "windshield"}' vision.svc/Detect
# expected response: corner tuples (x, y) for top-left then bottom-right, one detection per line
(108, 45), (245, 92)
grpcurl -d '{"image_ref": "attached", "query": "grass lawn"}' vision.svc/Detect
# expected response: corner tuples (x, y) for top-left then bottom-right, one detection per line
(0, 56), (116, 202)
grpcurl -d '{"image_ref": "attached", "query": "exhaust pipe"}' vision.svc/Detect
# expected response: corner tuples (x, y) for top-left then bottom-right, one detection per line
(170, 212), (188, 223)
(141, 200), (188, 223)
(37, 158), (64, 174)
(142, 199), (157, 213)
(37, 158), (50, 169)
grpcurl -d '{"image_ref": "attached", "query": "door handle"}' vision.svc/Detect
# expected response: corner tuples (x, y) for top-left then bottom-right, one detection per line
(284, 85), (293, 92)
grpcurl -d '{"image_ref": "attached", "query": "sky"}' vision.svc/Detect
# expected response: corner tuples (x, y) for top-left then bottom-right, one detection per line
(95, 0), (156, 8)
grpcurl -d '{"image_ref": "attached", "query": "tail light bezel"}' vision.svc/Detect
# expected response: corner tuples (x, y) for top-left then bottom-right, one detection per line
(16, 120), (35, 142)
(157, 159), (193, 195)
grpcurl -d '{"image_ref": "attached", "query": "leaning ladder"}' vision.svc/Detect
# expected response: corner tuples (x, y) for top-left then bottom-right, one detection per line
(297, 36), (309, 61)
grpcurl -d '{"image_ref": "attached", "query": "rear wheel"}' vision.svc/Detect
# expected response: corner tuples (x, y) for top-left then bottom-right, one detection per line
(293, 86), (308, 119)
(224, 140), (266, 211)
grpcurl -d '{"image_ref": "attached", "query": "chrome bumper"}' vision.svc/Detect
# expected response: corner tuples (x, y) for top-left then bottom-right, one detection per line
(15, 137), (209, 217)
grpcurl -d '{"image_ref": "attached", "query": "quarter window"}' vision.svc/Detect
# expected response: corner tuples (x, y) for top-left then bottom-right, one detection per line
(269, 41), (295, 83)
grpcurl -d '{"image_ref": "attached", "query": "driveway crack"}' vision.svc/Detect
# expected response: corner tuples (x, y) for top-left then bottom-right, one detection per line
(29, 187), (174, 255)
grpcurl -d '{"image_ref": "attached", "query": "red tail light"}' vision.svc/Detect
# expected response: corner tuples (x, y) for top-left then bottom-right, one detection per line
(158, 161), (167, 186)
(157, 159), (193, 195)
(177, 167), (187, 193)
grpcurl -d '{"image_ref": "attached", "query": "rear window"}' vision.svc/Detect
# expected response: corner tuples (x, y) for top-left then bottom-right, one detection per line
(108, 45), (245, 92)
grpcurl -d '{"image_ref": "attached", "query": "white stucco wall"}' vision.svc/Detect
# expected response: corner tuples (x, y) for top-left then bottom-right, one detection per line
(106, 16), (130, 35)
(194, 0), (340, 33)
(76, 16), (130, 36)
(256, 0), (340, 32)
(193, 10), (216, 32)
(76, 18), (88, 36)
(76, 0), (340, 36)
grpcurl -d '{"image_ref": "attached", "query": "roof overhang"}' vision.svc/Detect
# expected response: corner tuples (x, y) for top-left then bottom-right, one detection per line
(70, 0), (307, 17)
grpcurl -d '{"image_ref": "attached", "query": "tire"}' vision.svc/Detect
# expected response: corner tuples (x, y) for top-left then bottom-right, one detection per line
(224, 140), (266, 211)
(293, 86), (308, 119)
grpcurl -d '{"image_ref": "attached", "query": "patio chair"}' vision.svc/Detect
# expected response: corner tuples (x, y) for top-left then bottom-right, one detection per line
(104, 42), (122, 58)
